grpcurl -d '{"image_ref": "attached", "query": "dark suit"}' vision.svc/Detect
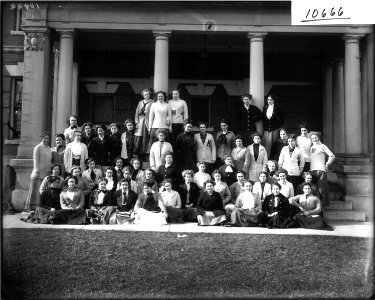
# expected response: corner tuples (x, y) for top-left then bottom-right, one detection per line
(175, 131), (196, 171)
(178, 182), (200, 208)
(236, 104), (262, 146)
(218, 165), (237, 187)
(109, 132), (122, 166)
(114, 189), (138, 212)
(156, 164), (180, 187)
(91, 135), (111, 166)
(262, 105), (284, 132)
(81, 133), (96, 158)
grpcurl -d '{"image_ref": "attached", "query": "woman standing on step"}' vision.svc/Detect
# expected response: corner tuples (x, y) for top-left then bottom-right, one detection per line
(309, 131), (335, 207)
(25, 132), (52, 211)
(149, 91), (172, 145)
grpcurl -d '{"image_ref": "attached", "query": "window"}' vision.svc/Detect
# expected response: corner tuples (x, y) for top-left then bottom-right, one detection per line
(91, 95), (115, 124)
(7, 78), (23, 139)
(190, 96), (210, 126)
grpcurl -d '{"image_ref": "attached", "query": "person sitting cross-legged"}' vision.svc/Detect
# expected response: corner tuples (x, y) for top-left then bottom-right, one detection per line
(230, 180), (262, 227)
(160, 179), (184, 223)
(178, 169), (200, 222)
(112, 179), (138, 225)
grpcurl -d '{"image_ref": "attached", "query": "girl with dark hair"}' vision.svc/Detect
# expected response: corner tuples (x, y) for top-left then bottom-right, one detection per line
(194, 122), (216, 175)
(121, 119), (135, 165)
(215, 119), (236, 167)
(91, 124), (111, 172)
(247, 132), (268, 182)
(160, 178), (184, 223)
(134, 88), (154, 156)
(149, 91), (172, 145)
(51, 133), (66, 175)
(231, 135), (250, 174)
(262, 94), (284, 156)
(39, 164), (65, 194)
(64, 130), (88, 172)
(296, 123), (312, 173)
(270, 128), (288, 161)
(109, 123), (122, 166)
(81, 158), (103, 191)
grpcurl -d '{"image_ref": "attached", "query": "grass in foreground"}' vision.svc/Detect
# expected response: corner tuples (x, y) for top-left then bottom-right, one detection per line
(2, 229), (373, 299)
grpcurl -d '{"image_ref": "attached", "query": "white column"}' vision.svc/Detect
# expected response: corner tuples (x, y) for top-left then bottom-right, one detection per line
(332, 60), (345, 154)
(56, 31), (74, 134)
(344, 34), (363, 154)
(360, 47), (368, 155)
(324, 62), (333, 150)
(153, 31), (171, 93)
(366, 33), (374, 160)
(248, 33), (267, 134)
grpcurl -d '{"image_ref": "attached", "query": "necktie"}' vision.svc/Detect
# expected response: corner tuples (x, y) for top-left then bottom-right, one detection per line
(217, 132), (227, 145)
(254, 144), (259, 161)
(90, 169), (96, 181)
(186, 183), (190, 205)
(117, 169), (123, 180)
(122, 192), (127, 205)
(159, 142), (163, 158)
(289, 147), (294, 157)
(139, 100), (149, 116)
(200, 133), (206, 144)
(71, 126), (77, 129)
(260, 183), (265, 200)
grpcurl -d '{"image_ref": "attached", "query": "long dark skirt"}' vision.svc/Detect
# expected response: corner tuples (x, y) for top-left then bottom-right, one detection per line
(21, 208), (88, 225)
(21, 207), (54, 224)
(134, 123), (151, 155)
(165, 206), (184, 223)
(259, 212), (297, 228)
(86, 206), (117, 225)
(293, 213), (323, 229)
(230, 208), (261, 227)
(182, 208), (198, 222)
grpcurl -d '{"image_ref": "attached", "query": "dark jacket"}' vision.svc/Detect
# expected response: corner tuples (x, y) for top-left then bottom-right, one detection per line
(81, 132), (96, 158)
(218, 165), (237, 187)
(196, 191), (225, 217)
(262, 193), (289, 217)
(39, 188), (62, 210)
(178, 182), (201, 208)
(175, 131), (196, 170)
(270, 139), (288, 161)
(262, 105), (284, 131)
(89, 189), (114, 207)
(91, 135), (111, 166)
(236, 104), (262, 132)
(156, 163), (180, 187)
(114, 189), (138, 212)
(109, 132), (122, 165)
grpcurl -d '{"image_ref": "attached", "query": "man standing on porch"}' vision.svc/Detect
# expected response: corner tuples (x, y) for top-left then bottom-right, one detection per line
(236, 94), (262, 147)
(64, 115), (80, 144)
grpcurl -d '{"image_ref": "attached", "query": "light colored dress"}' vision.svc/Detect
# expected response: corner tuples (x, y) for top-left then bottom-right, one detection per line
(247, 144), (268, 181)
(230, 191), (262, 227)
(193, 172), (211, 189)
(231, 147), (250, 174)
(134, 99), (153, 154)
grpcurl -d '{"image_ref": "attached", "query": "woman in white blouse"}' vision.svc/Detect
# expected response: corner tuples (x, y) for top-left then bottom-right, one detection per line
(148, 91), (172, 145)
(64, 131), (88, 172)
(276, 169), (294, 199)
(194, 122), (216, 175)
(160, 179), (184, 223)
(252, 171), (272, 202)
(296, 123), (312, 173)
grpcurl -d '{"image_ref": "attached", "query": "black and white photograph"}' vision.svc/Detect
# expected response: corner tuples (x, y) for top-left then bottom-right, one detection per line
(2, 0), (374, 298)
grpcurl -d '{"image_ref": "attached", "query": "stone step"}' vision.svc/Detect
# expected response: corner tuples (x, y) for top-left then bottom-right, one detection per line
(324, 210), (366, 222)
(329, 191), (343, 200)
(325, 201), (353, 210)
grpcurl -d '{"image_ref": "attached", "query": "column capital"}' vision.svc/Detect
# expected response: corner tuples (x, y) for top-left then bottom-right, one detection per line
(153, 31), (171, 39)
(24, 29), (51, 51)
(343, 34), (365, 43)
(247, 32), (267, 41)
(56, 29), (77, 39)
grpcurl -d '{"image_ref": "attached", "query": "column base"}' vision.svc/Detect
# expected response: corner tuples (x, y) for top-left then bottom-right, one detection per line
(10, 159), (33, 210)
(332, 155), (374, 218)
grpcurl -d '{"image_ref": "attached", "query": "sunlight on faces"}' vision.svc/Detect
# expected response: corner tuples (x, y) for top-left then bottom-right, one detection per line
(67, 178), (76, 189)
(253, 136), (261, 144)
(42, 136), (50, 145)
(157, 93), (165, 102)
(288, 137), (296, 148)
(280, 130), (287, 140)
(214, 172), (221, 182)
(184, 173), (192, 183)
(225, 156), (233, 165)
(267, 97), (274, 105)
(278, 172), (287, 182)
(143, 185), (152, 193)
(69, 117), (77, 126)
(242, 96), (251, 106)
(311, 134), (319, 143)
(123, 170), (131, 179)
(97, 128), (105, 136)
(99, 180), (107, 190)
(126, 123), (133, 131)
(55, 136), (64, 146)
(303, 184), (312, 195)
(185, 124), (192, 132)
(143, 90), (150, 100)
(205, 182), (214, 193)
(272, 184), (281, 195)
(158, 132), (165, 142)
(106, 169), (113, 178)
(259, 173), (267, 183)
(301, 127), (308, 136)
(145, 170), (153, 180)
(305, 174), (313, 183)
(198, 163), (206, 172)
(72, 168), (80, 177)
(199, 124), (206, 134)
(244, 181), (252, 192)
(236, 173), (245, 183)
(165, 154), (173, 165)
(73, 131), (82, 142)
(235, 138), (243, 147)
(132, 159), (140, 170)
(88, 161), (96, 170)
(52, 166), (60, 176)
(267, 161), (276, 172)
(172, 90), (179, 100)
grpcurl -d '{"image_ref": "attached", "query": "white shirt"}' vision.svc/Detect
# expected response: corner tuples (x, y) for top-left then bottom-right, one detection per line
(71, 141), (82, 156)
(266, 104), (274, 119)
(241, 192), (255, 210)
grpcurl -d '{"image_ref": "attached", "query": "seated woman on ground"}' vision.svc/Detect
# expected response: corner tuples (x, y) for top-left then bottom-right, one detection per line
(39, 164), (65, 195)
(178, 169), (200, 222)
(86, 178), (116, 225)
(156, 151), (180, 190)
(22, 176), (64, 224)
(252, 171), (272, 203)
(112, 178), (138, 225)
(196, 180), (227, 226)
(82, 158), (103, 191)
(296, 171), (321, 198)
(276, 169), (294, 199)
(289, 182), (327, 229)
(259, 182), (296, 228)
(266, 160), (278, 185)
(160, 179), (184, 223)
(212, 169), (232, 217)
(217, 155), (237, 187)
(193, 161), (212, 190)
(57, 176), (87, 225)
(230, 180), (262, 227)
(134, 181), (168, 226)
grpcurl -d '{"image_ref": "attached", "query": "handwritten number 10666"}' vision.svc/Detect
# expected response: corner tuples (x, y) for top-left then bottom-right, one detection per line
(306, 7), (344, 19)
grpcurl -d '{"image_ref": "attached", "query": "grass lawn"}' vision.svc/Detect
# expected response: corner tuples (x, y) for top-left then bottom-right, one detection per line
(2, 229), (373, 299)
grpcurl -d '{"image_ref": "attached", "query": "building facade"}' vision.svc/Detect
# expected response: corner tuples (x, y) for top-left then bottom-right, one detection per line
(3, 2), (374, 217)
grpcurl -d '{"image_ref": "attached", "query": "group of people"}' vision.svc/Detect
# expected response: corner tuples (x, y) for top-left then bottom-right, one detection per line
(22, 89), (335, 230)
